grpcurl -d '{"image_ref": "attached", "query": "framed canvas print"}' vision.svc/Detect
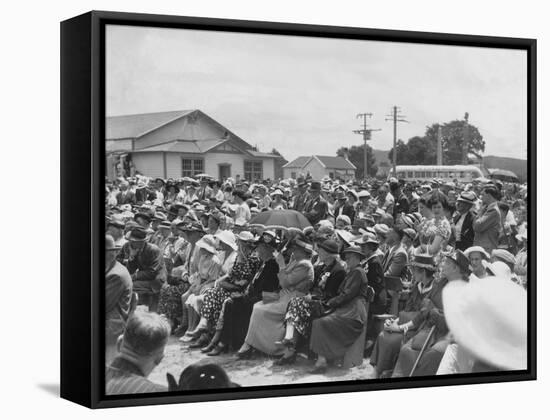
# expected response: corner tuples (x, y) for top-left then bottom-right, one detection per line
(60, 10), (536, 409)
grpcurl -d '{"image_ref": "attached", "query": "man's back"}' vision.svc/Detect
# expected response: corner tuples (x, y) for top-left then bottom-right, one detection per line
(106, 357), (167, 395)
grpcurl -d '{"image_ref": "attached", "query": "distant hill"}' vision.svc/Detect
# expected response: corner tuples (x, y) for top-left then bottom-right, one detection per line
(372, 149), (527, 182)
(483, 155), (528, 182)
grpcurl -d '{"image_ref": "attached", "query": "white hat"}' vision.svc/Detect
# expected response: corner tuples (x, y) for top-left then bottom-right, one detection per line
(215, 230), (238, 251)
(196, 234), (218, 254)
(336, 214), (351, 226)
(443, 278), (527, 371)
(483, 260), (513, 279)
(464, 246), (490, 260)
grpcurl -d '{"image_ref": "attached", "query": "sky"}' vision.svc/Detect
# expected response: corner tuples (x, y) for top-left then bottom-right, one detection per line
(106, 24), (527, 162)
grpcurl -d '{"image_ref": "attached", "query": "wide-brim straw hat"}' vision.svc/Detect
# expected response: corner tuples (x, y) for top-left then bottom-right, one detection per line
(236, 231), (256, 243)
(215, 230), (238, 251)
(464, 246), (490, 260)
(442, 278), (527, 370)
(196, 234), (218, 254)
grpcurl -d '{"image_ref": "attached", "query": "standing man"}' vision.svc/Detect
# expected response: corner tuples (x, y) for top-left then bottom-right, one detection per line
(292, 179), (309, 212)
(390, 180), (409, 220)
(453, 191), (477, 251)
(116, 181), (136, 206)
(473, 186), (502, 253)
(105, 235), (133, 365)
(304, 181), (329, 225)
(381, 227), (408, 315)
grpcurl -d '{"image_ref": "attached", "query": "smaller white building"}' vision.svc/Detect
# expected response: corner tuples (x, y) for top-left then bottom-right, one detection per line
(283, 155), (357, 181)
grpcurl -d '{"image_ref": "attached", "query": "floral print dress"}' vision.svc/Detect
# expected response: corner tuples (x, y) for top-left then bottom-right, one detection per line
(200, 255), (262, 325)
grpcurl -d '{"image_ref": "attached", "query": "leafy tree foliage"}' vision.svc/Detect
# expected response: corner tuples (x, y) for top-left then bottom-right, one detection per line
(336, 145), (378, 178)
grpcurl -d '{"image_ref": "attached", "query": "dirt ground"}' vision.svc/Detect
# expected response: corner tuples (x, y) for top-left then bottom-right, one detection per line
(149, 336), (376, 388)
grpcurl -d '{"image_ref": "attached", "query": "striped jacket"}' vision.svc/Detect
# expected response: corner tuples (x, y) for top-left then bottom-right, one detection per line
(106, 357), (167, 395)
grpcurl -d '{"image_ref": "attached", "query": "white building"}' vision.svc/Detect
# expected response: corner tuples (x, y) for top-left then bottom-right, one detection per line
(282, 155), (357, 181)
(106, 109), (277, 181)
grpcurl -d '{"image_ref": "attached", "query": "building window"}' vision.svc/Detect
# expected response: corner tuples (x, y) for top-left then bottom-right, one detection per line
(244, 160), (263, 182)
(182, 158), (204, 177)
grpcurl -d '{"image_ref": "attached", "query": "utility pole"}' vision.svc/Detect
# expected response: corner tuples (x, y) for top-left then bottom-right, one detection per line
(462, 112), (470, 164)
(353, 113), (381, 180)
(385, 106), (409, 176)
(437, 125), (443, 165)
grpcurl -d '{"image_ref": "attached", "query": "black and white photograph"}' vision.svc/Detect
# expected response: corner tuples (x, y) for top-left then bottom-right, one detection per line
(102, 20), (531, 396)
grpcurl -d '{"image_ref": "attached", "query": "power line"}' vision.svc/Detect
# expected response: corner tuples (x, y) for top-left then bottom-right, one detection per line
(353, 113), (381, 180)
(385, 106), (409, 176)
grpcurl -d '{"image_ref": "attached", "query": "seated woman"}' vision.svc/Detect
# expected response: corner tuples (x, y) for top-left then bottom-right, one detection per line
(180, 234), (222, 343)
(274, 239), (346, 365)
(198, 231), (262, 354)
(184, 232), (238, 347)
(210, 231), (281, 354)
(237, 238), (314, 358)
(416, 192), (452, 257)
(390, 250), (470, 377)
(309, 246), (369, 374)
(369, 254), (438, 378)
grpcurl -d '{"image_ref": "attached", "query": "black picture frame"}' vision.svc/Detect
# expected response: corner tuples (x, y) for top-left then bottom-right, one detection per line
(61, 10), (537, 409)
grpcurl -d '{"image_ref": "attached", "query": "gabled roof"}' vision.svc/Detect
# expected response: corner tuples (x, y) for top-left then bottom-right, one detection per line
(283, 156), (310, 168)
(284, 155), (356, 170)
(106, 110), (194, 139)
(314, 155), (356, 170)
(132, 139), (224, 154)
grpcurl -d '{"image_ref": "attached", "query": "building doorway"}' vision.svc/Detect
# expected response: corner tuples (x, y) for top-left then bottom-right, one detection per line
(219, 164), (231, 180)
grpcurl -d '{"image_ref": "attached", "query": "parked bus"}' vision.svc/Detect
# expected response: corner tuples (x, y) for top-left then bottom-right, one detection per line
(388, 165), (486, 183)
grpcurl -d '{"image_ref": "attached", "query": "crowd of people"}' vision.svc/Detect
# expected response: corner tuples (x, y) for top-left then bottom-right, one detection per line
(104, 172), (528, 394)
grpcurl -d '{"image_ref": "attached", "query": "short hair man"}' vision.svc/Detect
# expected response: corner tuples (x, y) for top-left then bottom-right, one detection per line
(106, 311), (171, 394)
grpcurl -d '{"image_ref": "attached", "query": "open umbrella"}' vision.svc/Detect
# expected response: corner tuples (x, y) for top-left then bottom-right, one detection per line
(249, 209), (311, 232)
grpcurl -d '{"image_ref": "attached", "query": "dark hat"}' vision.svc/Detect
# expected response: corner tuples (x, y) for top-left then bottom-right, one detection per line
(309, 181), (322, 191)
(108, 219), (125, 229)
(484, 186), (500, 200)
(342, 246), (366, 259)
(318, 239), (339, 255)
(177, 221), (205, 233)
(409, 254), (437, 271)
(292, 238), (314, 254)
(127, 227), (148, 242)
(158, 220), (172, 230)
(232, 190), (247, 200)
(445, 250), (471, 273)
(135, 212), (151, 223)
(256, 230), (279, 248)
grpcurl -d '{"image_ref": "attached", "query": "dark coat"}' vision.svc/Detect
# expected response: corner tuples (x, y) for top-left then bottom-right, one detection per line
(393, 192), (410, 219)
(312, 259), (346, 300)
(382, 244), (408, 282)
(245, 258), (280, 303)
(334, 202), (356, 223)
(304, 195), (329, 225)
(116, 190), (136, 205)
(453, 210), (476, 251)
(105, 260), (133, 324)
(122, 242), (167, 292)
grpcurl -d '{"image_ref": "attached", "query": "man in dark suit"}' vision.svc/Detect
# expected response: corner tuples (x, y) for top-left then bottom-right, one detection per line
(473, 186), (502, 253)
(121, 227), (167, 311)
(390, 180), (410, 220)
(453, 191), (477, 251)
(292, 179), (310, 212)
(105, 234), (133, 364)
(304, 181), (329, 225)
(333, 190), (356, 223)
(381, 227), (409, 315)
(106, 311), (170, 394)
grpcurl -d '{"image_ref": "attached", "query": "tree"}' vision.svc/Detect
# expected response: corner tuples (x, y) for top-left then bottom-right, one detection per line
(271, 148), (288, 180)
(425, 120), (485, 165)
(336, 145), (378, 178)
(387, 139), (411, 165)
(405, 135), (437, 164)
